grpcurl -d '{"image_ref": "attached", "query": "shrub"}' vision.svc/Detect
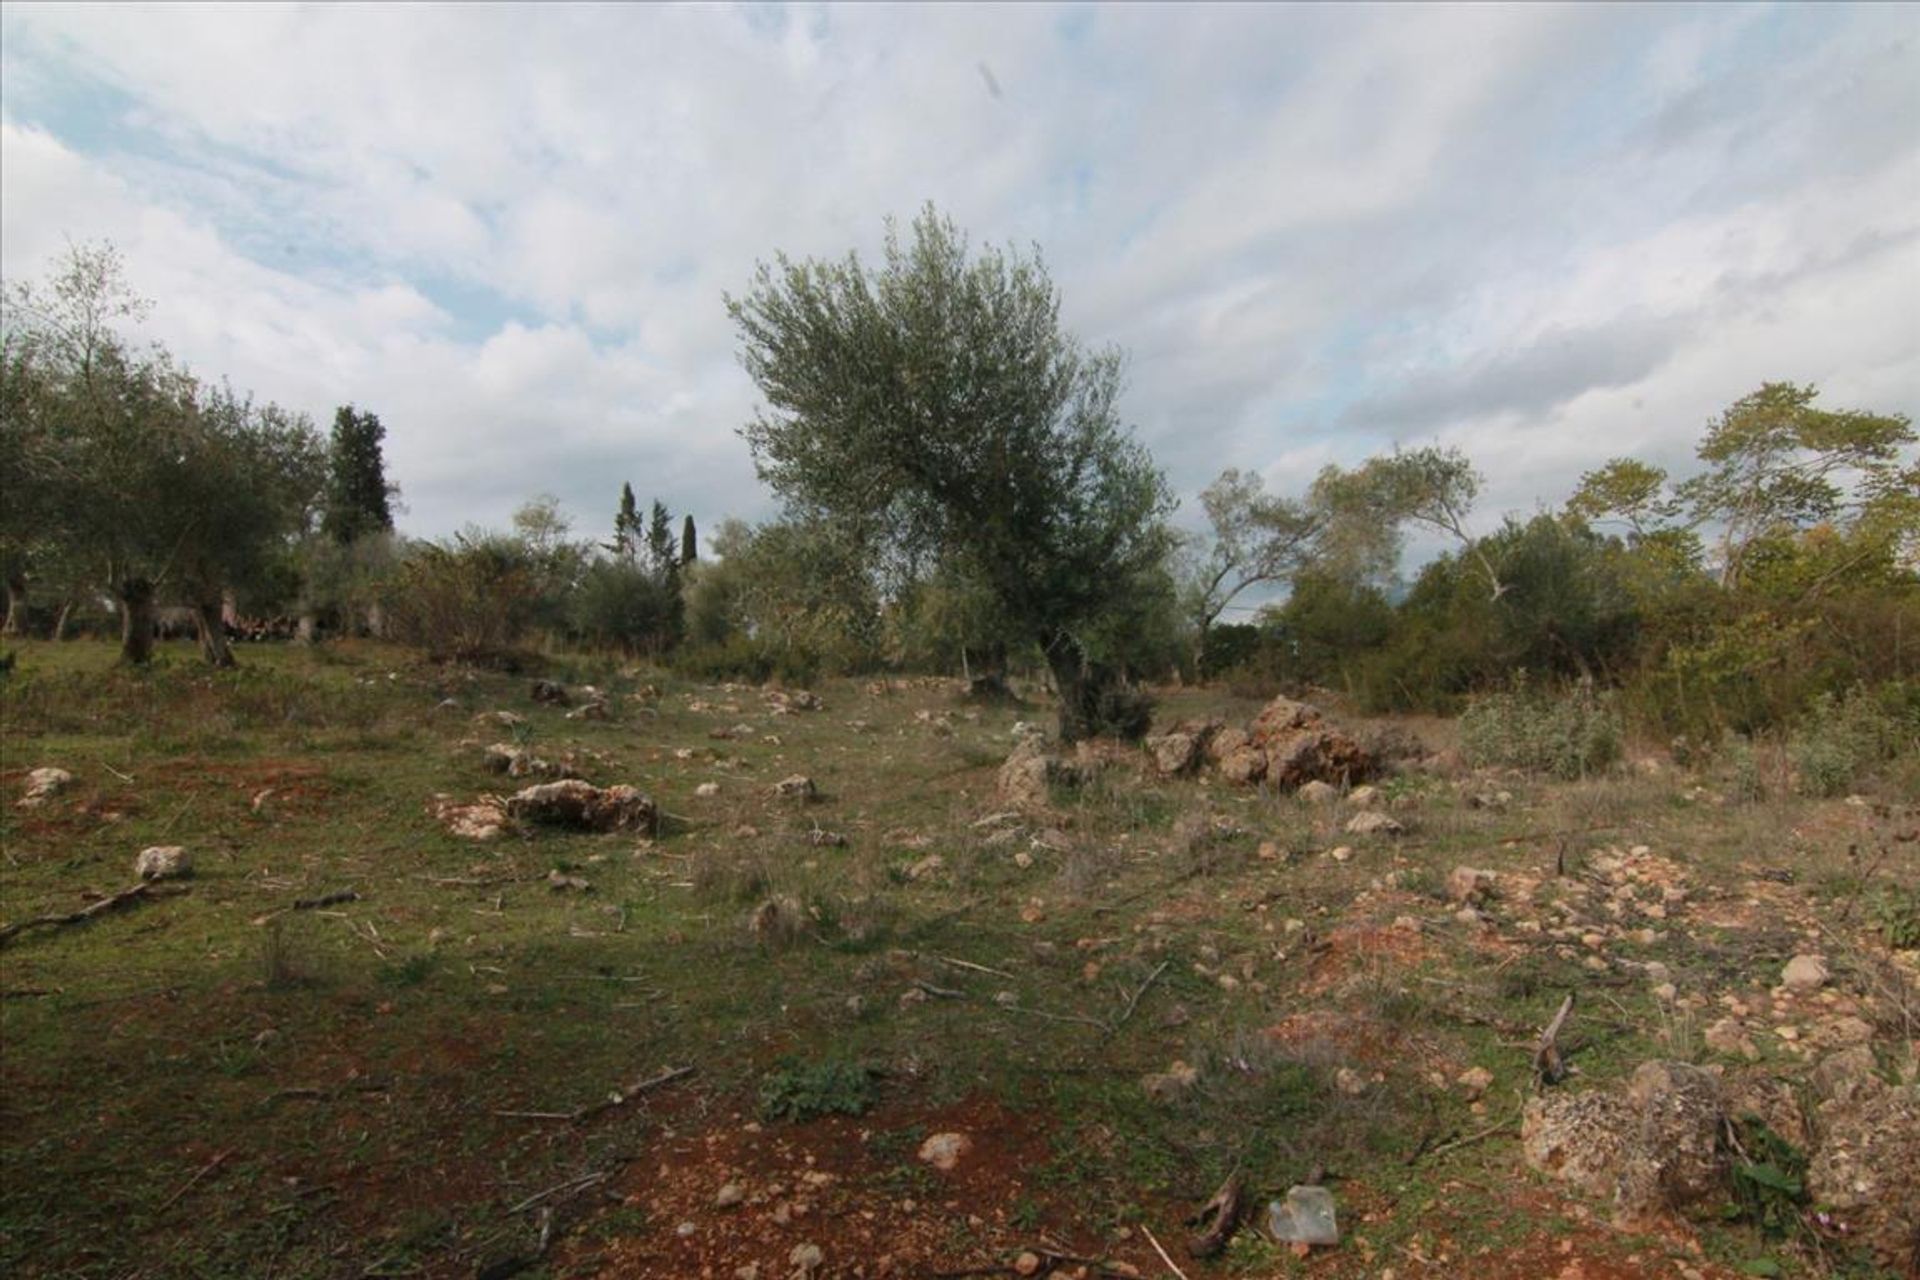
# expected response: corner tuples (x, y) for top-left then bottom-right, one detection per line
(1459, 675), (1622, 779)
(382, 535), (539, 666)
(1787, 685), (1913, 796)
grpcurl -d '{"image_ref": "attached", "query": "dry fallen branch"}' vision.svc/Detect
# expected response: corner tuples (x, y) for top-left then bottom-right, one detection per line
(0, 882), (191, 947)
(1183, 1170), (1244, 1259)
(269, 1079), (392, 1105)
(494, 1064), (693, 1125)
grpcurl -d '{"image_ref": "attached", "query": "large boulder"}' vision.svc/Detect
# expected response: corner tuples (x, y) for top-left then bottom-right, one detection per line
(1145, 731), (1204, 777)
(996, 737), (1081, 812)
(506, 780), (657, 834)
(1247, 696), (1376, 791)
(1616, 1060), (1726, 1224)
(1806, 1055), (1919, 1273)
(1523, 1060), (1729, 1227)
(1522, 1090), (1637, 1201)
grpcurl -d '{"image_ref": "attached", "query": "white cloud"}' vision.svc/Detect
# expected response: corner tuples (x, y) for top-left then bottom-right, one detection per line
(1, 2), (1913, 551)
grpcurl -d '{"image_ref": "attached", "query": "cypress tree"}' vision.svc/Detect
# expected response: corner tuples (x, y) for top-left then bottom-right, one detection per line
(681, 513), (697, 564)
(322, 405), (394, 545)
(611, 483), (642, 560)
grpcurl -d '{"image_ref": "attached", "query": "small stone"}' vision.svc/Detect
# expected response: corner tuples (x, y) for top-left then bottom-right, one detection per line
(1446, 867), (1496, 905)
(1014, 1252), (1043, 1277)
(1297, 780), (1339, 806)
(1653, 983), (1678, 1004)
(695, 782), (721, 798)
(1704, 1017), (1758, 1060)
(789, 1243), (823, 1272)
(772, 774), (820, 802)
(1457, 1066), (1495, 1099)
(675, 1220), (697, 1237)
(134, 845), (192, 881)
(18, 766), (74, 808)
(1781, 954), (1829, 992)
(1344, 811), (1404, 837)
(918, 1132), (972, 1171)
(1329, 845), (1353, 863)
(1335, 1066), (1368, 1096)
(715, 1182), (745, 1208)
(1347, 784), (1382, 809)
(1142, 1060), (1200, 1100)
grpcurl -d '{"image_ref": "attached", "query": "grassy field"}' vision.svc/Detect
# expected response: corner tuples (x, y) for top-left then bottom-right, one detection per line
(1, 639), (1914, 1280)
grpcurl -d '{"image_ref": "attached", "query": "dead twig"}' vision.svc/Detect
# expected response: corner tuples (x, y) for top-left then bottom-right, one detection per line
(1110, 959), (1170, 1033)
(933, 954), (1016, 980)
(158, 1149), (231, 1212)
(912, 978), (967, 999)
(495, 1065), (694, 1125)
(1409, 1106), (1522, 1165)
(0, 882), (191, 947)
(507, 1168), (611, 1215)
(1144, 1223), (1193, 1278)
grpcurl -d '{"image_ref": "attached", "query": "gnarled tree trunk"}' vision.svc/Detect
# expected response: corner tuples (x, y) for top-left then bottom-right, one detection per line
(1042, 631), (1152, 743)
(118, 578), (156, 666)
(194, 598), (236, 668)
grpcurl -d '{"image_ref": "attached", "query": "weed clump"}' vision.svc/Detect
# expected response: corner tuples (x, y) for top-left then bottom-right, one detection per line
(1460, 675), (1621, 780)
(757, 1057), (878, 1122)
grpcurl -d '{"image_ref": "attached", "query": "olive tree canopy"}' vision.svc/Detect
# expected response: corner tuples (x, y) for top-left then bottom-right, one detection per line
(727, 206), (1173, 738)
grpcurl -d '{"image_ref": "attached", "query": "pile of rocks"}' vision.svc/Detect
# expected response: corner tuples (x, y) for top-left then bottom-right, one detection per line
(1143, 695), (1379, 792)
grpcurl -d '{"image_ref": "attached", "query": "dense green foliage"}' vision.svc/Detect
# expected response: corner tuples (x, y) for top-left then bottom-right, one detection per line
(727, 205), (1176, 737)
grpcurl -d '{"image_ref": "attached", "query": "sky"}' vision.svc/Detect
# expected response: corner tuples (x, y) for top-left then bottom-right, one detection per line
(2, 2), (1916, 558)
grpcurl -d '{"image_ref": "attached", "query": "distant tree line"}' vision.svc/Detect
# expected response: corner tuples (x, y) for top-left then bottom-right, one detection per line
(5, 224), (1914, 749)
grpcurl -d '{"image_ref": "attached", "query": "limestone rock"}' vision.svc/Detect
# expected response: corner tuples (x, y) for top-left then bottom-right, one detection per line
(506, 780), (657, 833)
(1447, 867), (1497, 904)
(1296, 780), (1339, 806)
(1145, 732), (1202, 777)
(772, 774), (819, 802)
(1243, 696), (1377, 791)
(1807, 1084), (1920, 1272)
(1344, 811), (1405, 837)
(430, 794), (507, 840)
(917, 1131), (972, 1171)
(134, 845), (192, 881)
(1347, 784), (1382, 810)
(1780, 954), (1829, 992)
(1619, 1060), (1725, 1222)
(18, 767), (73, 808)
(483, 743), (578, 780)
(1140, 1060), (1199, 1101)
(995, 738), (1079, 812)
(1704, 1017), (1758, 1060)
(1217, 743), (1268, 785)
(1523, 1091), (1637, 1201)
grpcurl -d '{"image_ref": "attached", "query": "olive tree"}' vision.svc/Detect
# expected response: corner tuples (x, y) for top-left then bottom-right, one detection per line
(2, 242), (323, 664)
(727, 207), (1173, 739)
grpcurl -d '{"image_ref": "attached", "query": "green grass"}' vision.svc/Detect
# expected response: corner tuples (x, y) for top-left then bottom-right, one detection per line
(1, 639), (1913, 1278)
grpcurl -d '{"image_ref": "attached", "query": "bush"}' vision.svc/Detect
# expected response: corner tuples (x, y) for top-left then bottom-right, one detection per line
(382, 535), (539, 666)
(1788, 685), (1913, 796)
(1459, 675), (1623, 779)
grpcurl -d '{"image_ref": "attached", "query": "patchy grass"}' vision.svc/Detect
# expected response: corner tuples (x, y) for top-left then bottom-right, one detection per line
(1, 640), (1915, 1279)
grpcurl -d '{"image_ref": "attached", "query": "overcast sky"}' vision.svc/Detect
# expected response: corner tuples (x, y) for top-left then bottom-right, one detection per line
(2, 2), (1915, 553)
